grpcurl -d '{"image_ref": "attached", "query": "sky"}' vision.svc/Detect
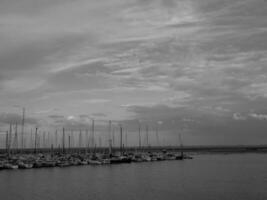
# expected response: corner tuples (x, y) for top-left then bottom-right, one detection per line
(0, 0), (267, 146)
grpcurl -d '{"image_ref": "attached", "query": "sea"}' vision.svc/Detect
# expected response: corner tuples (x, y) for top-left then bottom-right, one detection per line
(0, 153), (267, 200)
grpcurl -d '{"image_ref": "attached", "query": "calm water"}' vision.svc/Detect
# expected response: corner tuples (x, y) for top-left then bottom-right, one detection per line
(1, 153), (267, 200)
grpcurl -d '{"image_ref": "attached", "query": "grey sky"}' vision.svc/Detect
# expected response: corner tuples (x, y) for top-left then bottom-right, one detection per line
(0, 0), (267, 145)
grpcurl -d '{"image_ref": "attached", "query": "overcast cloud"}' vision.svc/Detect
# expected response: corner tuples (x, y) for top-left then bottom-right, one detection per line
(0, 0), (267, 145)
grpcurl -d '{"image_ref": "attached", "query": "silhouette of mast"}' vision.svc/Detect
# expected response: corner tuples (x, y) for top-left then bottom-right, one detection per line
(14, 123), (18, 152)
(86, 129), (89, 153)
(179, 133), (184, 157)
(91, 119), (95, 148)
(146, 125), (149, 147)
(138, 124), (141, 149)
(112, 126), (115, 147)
(62, 127), (65, 153)
(156, 126), (159, 147)
(21, 107), (25, 149)
(120, 125), (123, 155)
(34, 127), (38, 153)
(9, 123), (12, 154)
(108, 120), (112, 156)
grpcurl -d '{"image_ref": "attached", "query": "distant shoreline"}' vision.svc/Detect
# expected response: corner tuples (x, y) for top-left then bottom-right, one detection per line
(1, 145), (267, 154)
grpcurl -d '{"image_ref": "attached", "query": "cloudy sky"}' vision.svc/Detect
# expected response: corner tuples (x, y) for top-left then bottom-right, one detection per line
(0, 0), (267, 146)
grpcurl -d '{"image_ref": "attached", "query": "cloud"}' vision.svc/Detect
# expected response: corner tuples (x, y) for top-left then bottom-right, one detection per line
(79, 114), (90, 119)
(83, 99), (111, 104)
(0, 0), (267, 145)
(91, 113), (107, 117)
(249, 113), (267, 120)
(50, 57), (109, 73)
(48, 115), (64, 119)
(0, 112), (39, 125)
(34, 108), (57, 114)
(233, 113), (246, 121)
(67, 115), (75, 120)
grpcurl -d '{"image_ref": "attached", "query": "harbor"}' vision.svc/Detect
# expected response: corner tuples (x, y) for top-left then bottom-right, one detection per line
(0, 110), (196, 170)
(1, 114), (267, 170)
(0, 149), (192, 170)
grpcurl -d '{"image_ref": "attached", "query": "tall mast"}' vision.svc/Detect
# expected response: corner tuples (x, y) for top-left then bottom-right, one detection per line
(9, 123), (12, 154)
(14, 123), (18, 152)
(68, 135), (71, 152)
(86, 129), (89, 153)
(156, 126), (159, 147)
(43, 132), (46, 149)
(112, 126), (115, 147)
(34, 127), (38, 153)
(47, 132), (50, 150)
(55, 129), (58, 149)
(146, 125), (149, 148)
(120, 125), (123, 155)
(71, 130), (74, 148)
(21, 107), (25, 149)
(91, 119), (95, 148)
(79, 129), (82, 148)
(108, 120), (112, 155)
(6, 131), (9, 156)
(125, 128), (128, 148)
(30, 128), (32, 149)
(179, 132), (183, 157)
(62, 127), (65, 153)
(38, 133), (41, 150)
(138, 124), (141, 149)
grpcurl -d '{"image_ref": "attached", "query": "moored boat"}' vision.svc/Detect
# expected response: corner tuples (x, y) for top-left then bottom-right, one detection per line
(56, 161), (71, 167)
(3, 163), (19, 169)
(18, 161), (33, 169)
(110, 156), (131, 164)
(42, 160), (56, 167)
(88, 159), (102, 165)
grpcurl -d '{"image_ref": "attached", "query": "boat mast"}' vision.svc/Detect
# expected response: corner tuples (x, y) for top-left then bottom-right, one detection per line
(6, 131), (9, 157)
(91, 119), (95, 148)
(120, 125), (123, 156)
(125, 128), (128, 148)
(30, 128), (32, 149)
(156, 126), (159, 147)
(62, 127), (65, 154)
(55, 129), (58, 149)
(146, 125), (149, 148)
(112, 126), (115, 147)
(43, 132), (46, 149)
(138, 124), (141, 150)
(9, 123), (12, 155)
(34, 127), (38, 154)
(71, 130), (74, 150)
(14, 123), (18, 153)
(108, 120), (112, 156)
(21, 107), (25, 149)
(79, 129), (82, 150)
(179, 132), (184, 157)
(86, 129), (89, 154)
(68, 134), (71, 153)
(47, 132), (50, 150)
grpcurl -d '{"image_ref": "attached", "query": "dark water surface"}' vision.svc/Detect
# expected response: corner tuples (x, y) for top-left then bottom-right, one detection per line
(1, 154), (267, 200)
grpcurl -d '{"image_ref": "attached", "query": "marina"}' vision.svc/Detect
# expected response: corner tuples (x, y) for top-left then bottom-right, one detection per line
(0, 113), (194, 171)
(0, 150), (191, 170)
